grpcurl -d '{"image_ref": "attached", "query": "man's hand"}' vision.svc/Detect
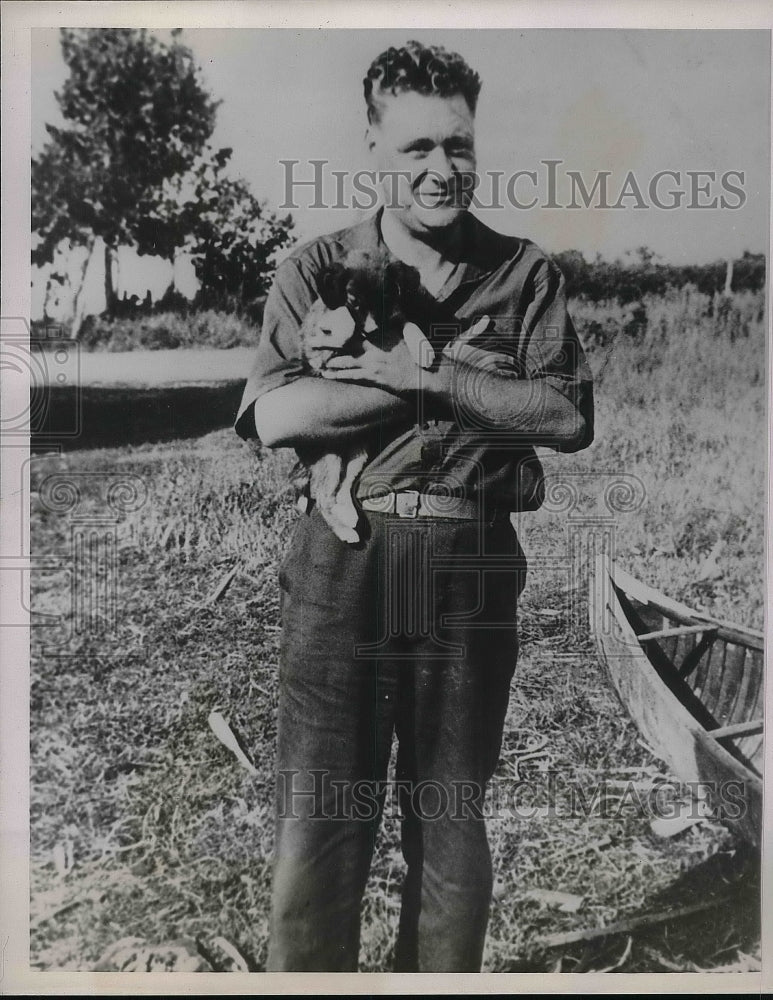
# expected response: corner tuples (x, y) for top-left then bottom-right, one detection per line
(320, 316), (501, 397)
(320, 338), (427, 395)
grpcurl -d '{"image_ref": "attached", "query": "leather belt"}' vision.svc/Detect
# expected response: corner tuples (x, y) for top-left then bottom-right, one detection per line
(358, 490), (510, 523)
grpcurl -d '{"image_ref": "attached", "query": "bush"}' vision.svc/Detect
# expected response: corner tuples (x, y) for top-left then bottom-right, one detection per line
(76, 309), (258, 351)
(553, 249), (765, 302)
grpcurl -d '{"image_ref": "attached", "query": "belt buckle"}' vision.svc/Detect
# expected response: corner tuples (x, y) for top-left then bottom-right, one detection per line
(395, 490), (420, 518)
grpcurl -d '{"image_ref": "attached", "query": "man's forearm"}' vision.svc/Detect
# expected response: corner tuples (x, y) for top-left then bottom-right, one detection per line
(255, 360), (588, 453)
(253, 377), (414, 448)
(425, 358), (588, 451)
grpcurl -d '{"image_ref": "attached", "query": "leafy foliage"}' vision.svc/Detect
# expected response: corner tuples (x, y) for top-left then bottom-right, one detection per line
(31, 139), (93, 267)
(189, 173), (294, 306)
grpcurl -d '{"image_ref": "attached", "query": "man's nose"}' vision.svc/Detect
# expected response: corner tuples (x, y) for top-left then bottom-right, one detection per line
(423, 145), (456, 184)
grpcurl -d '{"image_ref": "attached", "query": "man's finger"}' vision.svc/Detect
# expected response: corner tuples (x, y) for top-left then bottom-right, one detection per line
(320, 368), (370, 382)
(402, 321), (436, 369)
(324, 355), (360, 370)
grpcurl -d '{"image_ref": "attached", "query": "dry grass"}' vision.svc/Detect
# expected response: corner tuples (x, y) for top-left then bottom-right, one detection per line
(29, 287), (764, 972)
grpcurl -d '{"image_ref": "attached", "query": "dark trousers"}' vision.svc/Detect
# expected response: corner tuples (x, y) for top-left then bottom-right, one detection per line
(267, 504), (527, 972)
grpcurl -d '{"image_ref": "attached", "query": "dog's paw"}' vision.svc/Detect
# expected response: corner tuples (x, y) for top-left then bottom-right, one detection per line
(331, 500), (360, 529)
(335, 525), (361, 544)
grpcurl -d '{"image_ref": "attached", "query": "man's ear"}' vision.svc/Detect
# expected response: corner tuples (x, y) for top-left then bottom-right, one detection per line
(365, 125), (377, 155)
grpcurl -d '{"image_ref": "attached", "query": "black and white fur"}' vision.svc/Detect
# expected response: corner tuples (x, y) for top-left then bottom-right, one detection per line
(292, 250), (436, 543)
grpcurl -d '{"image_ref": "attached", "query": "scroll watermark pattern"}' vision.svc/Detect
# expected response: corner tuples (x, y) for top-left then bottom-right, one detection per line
(15, 471), (149, 653)
(1, 318), (81, 441)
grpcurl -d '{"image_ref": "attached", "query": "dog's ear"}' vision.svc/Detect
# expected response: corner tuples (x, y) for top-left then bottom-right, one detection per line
(345, 269), (373, 312)
(385, 260), (421, 302)
(317, 263), (351, 309)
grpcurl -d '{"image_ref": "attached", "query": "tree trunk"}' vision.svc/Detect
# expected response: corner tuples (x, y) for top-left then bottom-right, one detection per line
(42, 274), (56, 321)
(724, 258), (734, 296)
(104, 242), (117, 316)
(72, 237), (96, 337)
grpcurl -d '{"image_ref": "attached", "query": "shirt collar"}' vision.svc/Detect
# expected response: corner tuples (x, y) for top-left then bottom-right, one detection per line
(338, 208), (504, 294)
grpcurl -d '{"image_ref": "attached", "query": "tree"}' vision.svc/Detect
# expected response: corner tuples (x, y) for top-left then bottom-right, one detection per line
(130, 146), (233, 268)
(187, 164), (295, 308)
(32, 28), (219, 314)
(131, 145), (295, 310)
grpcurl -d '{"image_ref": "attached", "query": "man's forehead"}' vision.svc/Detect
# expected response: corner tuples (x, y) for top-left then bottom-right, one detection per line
(373, 91), (475, 135)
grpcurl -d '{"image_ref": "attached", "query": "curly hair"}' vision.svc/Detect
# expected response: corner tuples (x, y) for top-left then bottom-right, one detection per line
(363, 40), (482, 124)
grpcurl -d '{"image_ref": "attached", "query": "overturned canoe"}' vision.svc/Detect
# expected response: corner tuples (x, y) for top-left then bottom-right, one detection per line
(591, 552), (764, 846)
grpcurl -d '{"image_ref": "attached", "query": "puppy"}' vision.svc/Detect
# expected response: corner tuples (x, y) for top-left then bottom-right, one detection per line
(291, 250), (436, 543)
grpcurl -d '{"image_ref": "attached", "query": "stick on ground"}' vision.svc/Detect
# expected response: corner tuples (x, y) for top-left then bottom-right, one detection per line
(202, 564), (241, 605)
(539, 897), (729, 949)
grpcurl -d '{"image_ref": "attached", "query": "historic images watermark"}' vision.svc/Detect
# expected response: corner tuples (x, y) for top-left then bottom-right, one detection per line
(275, 768), (748, 823)
(279, 160), (747, 212)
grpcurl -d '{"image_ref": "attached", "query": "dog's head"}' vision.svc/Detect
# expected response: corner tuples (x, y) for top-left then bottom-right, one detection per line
(314, 252), (423, 345)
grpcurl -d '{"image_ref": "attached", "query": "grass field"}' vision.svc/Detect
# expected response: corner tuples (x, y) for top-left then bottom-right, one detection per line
(29, 287), (765, 973)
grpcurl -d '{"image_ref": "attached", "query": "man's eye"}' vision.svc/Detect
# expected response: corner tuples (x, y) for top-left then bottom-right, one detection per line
(404, 141), (434, 155)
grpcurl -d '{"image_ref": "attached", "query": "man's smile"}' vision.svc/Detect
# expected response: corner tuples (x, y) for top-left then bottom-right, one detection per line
(413, 181), (470, 209)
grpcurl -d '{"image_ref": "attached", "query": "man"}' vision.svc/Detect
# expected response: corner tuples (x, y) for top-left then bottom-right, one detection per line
(234, 40), (594, 972)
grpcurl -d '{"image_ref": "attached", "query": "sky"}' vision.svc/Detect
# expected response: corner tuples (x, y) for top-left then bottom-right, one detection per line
(30, 28), (770, 310)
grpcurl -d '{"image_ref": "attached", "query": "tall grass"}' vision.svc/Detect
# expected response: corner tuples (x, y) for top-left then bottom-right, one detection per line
(564, 287), (766, 627)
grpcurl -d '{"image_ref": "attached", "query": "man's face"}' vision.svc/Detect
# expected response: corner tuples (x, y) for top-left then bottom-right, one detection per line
(367, 91), (477, 235)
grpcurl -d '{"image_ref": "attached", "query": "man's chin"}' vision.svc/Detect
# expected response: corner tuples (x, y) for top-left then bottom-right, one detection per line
(410, 203), (468, 231)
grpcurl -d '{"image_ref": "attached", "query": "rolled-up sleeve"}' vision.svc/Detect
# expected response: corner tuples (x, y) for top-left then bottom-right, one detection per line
(520, 257), (594, 453)
(234, 257), (316, 441)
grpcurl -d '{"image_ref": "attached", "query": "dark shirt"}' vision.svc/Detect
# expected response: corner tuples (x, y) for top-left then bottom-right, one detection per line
(234, 208), (594, 511)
